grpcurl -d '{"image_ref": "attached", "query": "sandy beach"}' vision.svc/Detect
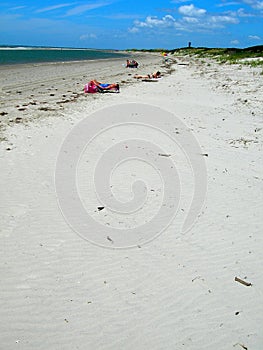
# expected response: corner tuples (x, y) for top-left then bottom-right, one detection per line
(0, 53), (263, 349)
(0, 52), (163, 129)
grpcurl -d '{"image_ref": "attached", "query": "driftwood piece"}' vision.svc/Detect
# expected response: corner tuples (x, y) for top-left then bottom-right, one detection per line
(158, 153), (171, 157)
(235, 277), (252, 287)
(234, 343), (248, 350)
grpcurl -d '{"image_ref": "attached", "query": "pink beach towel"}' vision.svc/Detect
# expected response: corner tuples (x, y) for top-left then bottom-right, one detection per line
(84, 81), (98, 93)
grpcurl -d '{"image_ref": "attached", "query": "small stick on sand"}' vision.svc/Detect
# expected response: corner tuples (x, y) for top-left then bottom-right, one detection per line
(107, 236), (114, 244)
(234, 343), (248, 350)
(235, 277), (252, 287)
(158, 153), (171, 157)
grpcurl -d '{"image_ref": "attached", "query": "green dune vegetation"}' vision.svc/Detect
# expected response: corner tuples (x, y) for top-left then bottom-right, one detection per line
(128, 45), (263, 67)
(171, 45), (263, 67)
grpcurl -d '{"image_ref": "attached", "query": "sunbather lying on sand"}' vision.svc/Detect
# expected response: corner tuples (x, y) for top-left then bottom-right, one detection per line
(126, 59), (138, 68)
(133, 71), (161, 79)
(90, 80), (119, 91)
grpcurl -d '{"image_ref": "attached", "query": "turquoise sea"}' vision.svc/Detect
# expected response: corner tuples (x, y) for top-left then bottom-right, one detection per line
(0, 47), (125, 65)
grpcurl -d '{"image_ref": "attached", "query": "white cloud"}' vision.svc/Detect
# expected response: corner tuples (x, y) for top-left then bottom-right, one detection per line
(36, 3), (76, 13)
(128, 27), (139, 33)
(241, 0), (263, 10)
(9, 6), (27, 11)
(216, 2), (240, 7)
(80, 33), (97, 40)
(104, 14), (142, 20)
(178, 4), (207, 16)
(128, 5), (240, 34)
(182, 16), (199, 23)
(133, 15), (176, 29)
(209, 15), (239, 23)
(171, 0), (190, 3)
(208, 16), (239, 27)
(128, 14), (187, 34)
(65, 1), (111, 16)
(248, 34), (261, 39)
(236, 8), (255, 16)
(230, 39), (240, 44)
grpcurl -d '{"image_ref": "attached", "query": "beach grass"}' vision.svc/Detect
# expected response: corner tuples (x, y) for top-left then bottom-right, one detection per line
(171, 45), (263, 66)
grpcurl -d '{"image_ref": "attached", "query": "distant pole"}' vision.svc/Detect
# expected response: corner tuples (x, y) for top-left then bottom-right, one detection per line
(188, 42), (191, 48)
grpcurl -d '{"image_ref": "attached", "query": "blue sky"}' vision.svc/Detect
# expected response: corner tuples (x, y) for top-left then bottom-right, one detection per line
(0, 0), (262, 49)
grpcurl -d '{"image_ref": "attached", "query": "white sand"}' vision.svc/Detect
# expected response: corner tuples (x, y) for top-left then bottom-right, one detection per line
(0, 54), (263, 349)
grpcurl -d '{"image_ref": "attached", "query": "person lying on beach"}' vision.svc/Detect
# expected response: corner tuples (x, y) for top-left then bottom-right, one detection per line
(133, 71), (161, 79)
(126, 59), (138, 68)
(90, 79), (119, 91)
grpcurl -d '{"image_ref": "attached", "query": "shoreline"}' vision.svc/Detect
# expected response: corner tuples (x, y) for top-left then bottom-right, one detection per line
(0, 56), (125, 69)
(0, 47), (127, 66)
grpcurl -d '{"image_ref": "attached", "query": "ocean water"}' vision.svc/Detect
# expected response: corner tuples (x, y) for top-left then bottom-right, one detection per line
(0, 47), (125, 65)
